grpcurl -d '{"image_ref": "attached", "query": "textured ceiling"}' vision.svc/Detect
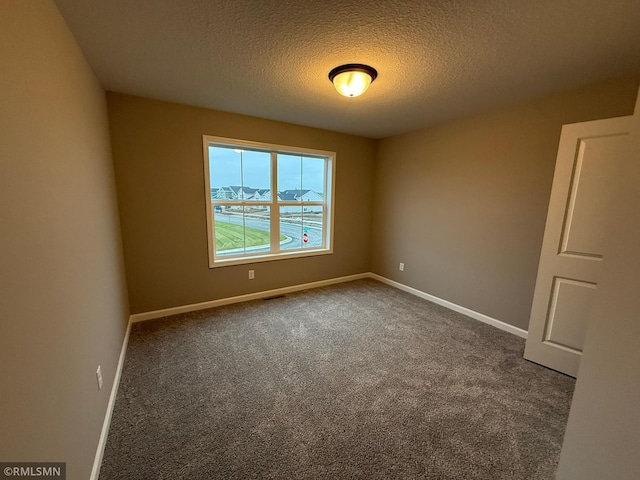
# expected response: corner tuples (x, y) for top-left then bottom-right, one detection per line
(54, 0), (640, 138)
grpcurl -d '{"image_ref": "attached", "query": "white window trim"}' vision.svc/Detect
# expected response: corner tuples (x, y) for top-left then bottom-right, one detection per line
(202, 135), (336, 268)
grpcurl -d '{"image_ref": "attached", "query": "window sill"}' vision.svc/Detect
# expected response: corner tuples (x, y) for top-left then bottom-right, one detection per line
(209, 247), (333, 268)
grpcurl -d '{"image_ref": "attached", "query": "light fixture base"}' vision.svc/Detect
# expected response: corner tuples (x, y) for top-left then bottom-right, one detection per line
(328, 64), (378, 83)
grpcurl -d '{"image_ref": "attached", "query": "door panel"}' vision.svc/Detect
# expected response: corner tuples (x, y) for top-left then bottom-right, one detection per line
(524, 116), (631, 377)
(560, 136), (624, 258)
(544, 277), (595, 353)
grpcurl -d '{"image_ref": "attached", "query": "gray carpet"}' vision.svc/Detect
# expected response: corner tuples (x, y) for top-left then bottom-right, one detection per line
(100, 279), (575, 479)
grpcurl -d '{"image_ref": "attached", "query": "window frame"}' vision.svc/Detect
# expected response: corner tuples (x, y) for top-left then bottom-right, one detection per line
(202, 135), (336, 268)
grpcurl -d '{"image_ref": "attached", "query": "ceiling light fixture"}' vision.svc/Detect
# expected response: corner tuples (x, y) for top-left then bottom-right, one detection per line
(328, 64), (378, 98)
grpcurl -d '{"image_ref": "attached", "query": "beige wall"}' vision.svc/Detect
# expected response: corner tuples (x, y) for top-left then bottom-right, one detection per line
(371, 76), (639, 330)
(0, 2), (129, 479)
(107, 93), (376, 314)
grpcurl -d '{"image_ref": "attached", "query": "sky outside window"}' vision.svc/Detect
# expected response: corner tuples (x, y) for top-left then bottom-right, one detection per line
(209, 147), (324, 192)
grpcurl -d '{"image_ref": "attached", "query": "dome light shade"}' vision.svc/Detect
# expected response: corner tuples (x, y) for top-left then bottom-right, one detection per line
(329, 64), (378, 98)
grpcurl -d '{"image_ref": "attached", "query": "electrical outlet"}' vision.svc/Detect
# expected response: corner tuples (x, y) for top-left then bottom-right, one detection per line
(399, 263), (404, 271)
(96, 365), (103, 390)
(248, 269), (255, 280)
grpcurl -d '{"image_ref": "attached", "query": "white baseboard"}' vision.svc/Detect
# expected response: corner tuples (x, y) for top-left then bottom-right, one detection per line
(129, 271), (527, 338)
(130, 273), (370, 323)
(90, 318), (132, 480)
(369, 273), (528, 339)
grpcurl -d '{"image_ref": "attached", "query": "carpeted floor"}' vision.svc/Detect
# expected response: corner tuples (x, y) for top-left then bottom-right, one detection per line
(100, 279), (575, 479)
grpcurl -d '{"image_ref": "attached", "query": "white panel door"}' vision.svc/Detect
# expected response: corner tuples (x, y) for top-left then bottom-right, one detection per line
(524, 116), (631, 377)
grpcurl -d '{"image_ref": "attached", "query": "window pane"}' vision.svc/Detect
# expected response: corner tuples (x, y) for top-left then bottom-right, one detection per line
(241, 150), (271, 201)
(280, 205), (303, 250)
(302, 156), (325, 198)
(209, 146), (271, 201)
(277, 154), (302, 202)
(277, 154), (324, 204)
(302, 206), (323, 249)
(209, 146), (241, 200)
(214, 206), (271, 256)
(279, 206), (323, 250)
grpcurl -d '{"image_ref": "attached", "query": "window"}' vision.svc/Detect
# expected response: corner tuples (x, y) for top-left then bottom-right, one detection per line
(202, 135), (335, 267)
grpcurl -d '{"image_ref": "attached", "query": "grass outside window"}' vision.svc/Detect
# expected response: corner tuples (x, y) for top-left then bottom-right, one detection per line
(214, 221), (285, 251)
